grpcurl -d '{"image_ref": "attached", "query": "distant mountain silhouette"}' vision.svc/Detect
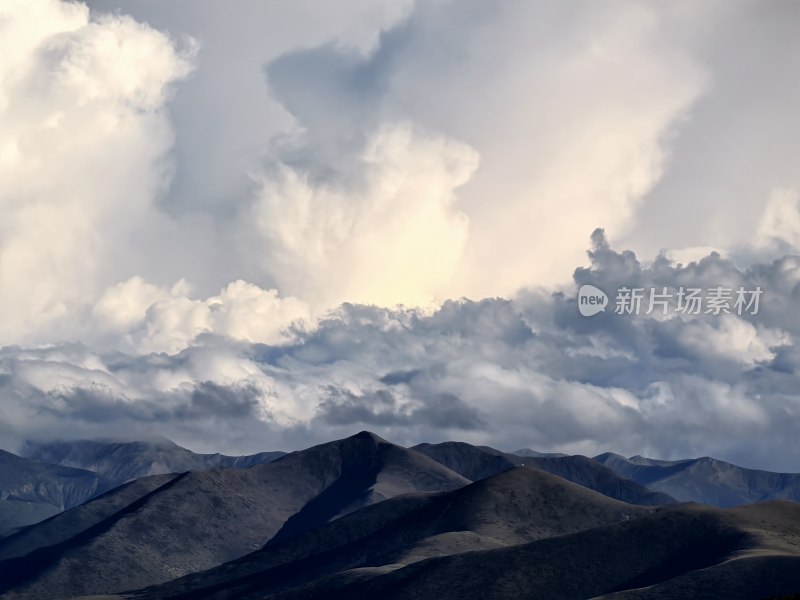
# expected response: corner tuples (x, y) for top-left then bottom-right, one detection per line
(22, 438), (285, 488)
(0, 473), (177, 562)
(596, 452), (800, 507)
(0, 450), (109, 535)
(413, 441), (674, 505)
(511, 447), (568, 458)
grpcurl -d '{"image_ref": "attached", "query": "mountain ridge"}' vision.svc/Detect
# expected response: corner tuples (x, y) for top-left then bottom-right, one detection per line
(413, 441), (675, 506)
(595, 452), (800, 507)
(21, 438), (286, 487)
(0, 431), (468, 598)
(119, 465), (653, 600)
(259, 501), (800, 600)
(0, 450), (111, 535)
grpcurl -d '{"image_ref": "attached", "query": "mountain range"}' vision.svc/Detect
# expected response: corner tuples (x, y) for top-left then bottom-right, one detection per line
(252, 498), (800, 600)
(21, 438), (286, 488)
(0, 439), (285, 535)
(127, 465), (652, 599)
(0, 450), (109, 535)
(0, 432), (798, 599)
(0, 432), (467, 598)
(414, 442), (675, 505)
(595, 452), (800, 507)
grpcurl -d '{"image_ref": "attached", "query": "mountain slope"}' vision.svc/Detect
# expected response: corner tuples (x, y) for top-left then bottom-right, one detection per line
(411, 442), (524, 481)
(22, 438), (285, 489)
(0, 473), (179, 562)
(0, 450), (110, 534)
(529, 455), (675, 506)
(122, 466), (651, 599)
(265, 502), (800, 600)
(0, 432), (468, 599)
(596, 452), (800, 507)
(413, 441), (674, 505)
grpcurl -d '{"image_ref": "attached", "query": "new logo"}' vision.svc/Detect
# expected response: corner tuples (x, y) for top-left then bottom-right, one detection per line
(577, 284), (608, 317)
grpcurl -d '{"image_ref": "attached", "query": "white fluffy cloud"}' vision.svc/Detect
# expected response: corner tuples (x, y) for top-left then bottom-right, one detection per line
(2, 0), (799, 346)
(253, 0), (709, 301)
(0, 0), (193, 345)
(675, 316), (790, 367)
(757, 189), (800, 249)
(92, 278), (310, 354)
(252, 124), (477, 308)
(0, 0), (310, 353)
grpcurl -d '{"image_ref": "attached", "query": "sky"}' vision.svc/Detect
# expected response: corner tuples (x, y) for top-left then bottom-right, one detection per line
(1, 0), (800, 470)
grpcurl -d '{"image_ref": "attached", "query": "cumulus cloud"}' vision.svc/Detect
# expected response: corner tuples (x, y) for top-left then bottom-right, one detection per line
(757, 189), (800, 250)
(0, 232), (798, 470)
(625, 1), (800, 258)
(2, 1), (800, 473)
(318, 387), (485, 431)
(0, 0), (194, 345)
(252, 0), (709, 301)
(92, 278), (310, 354)
(3, 0), (799, 346)
(0, 0), (311, 354)
(251, 124), (477, 308)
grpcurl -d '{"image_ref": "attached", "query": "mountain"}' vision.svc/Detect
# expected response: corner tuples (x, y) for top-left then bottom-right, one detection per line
(114, 466), (652, 599)
(413, 441), (674, 506)
(595, 452), (800, 507)
(22, 438), (286, 489)
(3, 434), (799, 600)
(527, 454), (676, 506)
(0, 432), (468, 598)
(0, 473), (179, 563)
(258, 501), (800, 600)
(411, 442), (524, 481)
(511, 448), (568, 458)
(0, 438), (285, 534)
(0, 450), (110, 535)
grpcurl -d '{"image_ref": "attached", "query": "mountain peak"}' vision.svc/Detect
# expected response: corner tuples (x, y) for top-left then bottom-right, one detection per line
(594, 451), (627, 461)
(349, 431), (390, 445)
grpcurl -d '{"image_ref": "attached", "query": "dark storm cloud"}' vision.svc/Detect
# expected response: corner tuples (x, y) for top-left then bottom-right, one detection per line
(319, 386), (484, 430)
(379, 369), (423, 385)
(29, 380), (262, 425)
(188, 382), (264, 419)
(319, 388), (405, 426)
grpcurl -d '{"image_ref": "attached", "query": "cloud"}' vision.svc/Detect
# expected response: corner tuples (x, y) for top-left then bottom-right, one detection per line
(1, 1), (800, 472)
(318, 387), (485, 430)
(250, 123), (477, 309)
(92, 278), (310, 354)
(624, 1), (800, 259)
(1, 232), (798, 470)
(1, 0), (797, 350)
(670, 316), (790, 367)
(0, 0), (194, 346)
(757, 189), (800, 250)
(252, 0), (708, 303)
